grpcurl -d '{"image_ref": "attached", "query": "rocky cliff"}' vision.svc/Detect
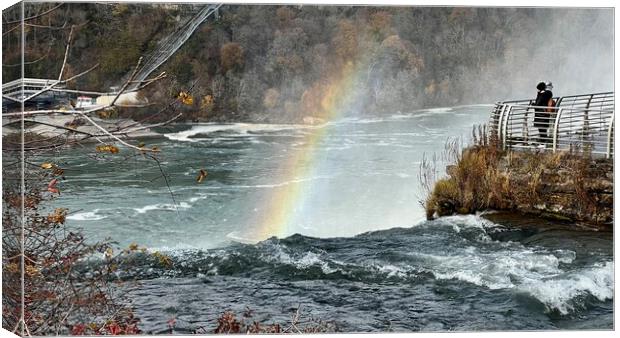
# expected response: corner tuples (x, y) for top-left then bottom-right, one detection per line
(426, 145), (613, 227)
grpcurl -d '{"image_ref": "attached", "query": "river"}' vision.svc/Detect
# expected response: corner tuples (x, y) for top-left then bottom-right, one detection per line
(50, 105), (613, 332)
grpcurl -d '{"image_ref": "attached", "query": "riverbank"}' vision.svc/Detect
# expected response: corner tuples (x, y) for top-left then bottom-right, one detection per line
(424, 142), (613, 228)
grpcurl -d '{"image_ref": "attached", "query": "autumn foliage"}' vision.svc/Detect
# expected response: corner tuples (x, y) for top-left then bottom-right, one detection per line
(190, 308), (336, 334)
(331, 19), (358, 63)
(1, 166), (143, 335)
(220, 42), (244, 73)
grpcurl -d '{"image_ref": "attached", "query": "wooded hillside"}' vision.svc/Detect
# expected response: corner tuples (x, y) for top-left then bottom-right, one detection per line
(3, 3), (613, 122)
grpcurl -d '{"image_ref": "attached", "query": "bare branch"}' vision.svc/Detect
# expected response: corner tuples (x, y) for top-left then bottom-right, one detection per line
(25, 19), (88, 30)
(112, 57), (143, 106)
(74, 111), (160, 152)
(22, 81), (61, 103)
(130, 71), (166, 86)
(3, 119), (95, 137)
(134, 73), (168, 92)
(121, 112), (183, 133)
(16, 26), (74, 103)
(145, 153), (179, 215)
(2, 44), (52, 67)
(59, 63), (99, 84)
(3, 136), (89, 152)
(129, 72), (166, 84)
(2, 22), (20, 35)
(116, 93), (181, 130)
(114, 102), (156, 108)
(57, 26), (74, 81)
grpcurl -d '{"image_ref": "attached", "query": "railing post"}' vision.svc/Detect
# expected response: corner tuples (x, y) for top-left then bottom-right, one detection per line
(552, 108), (563, 153)
(606, 111), (614, 159)
(502, 105), (512, 150)
(582, 93), (594, 139)
(522, 107), (529, 143)
(496, 104), (507, 149)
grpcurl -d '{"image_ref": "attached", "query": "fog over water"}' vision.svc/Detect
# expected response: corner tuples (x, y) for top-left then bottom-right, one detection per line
(488, 8), (613, 99)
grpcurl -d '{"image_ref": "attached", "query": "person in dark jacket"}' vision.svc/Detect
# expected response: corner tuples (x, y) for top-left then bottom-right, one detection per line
(533, 81), (553, 144)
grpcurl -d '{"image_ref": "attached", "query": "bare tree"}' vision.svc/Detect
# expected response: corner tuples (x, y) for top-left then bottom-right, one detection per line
(2, 3), (185, 336)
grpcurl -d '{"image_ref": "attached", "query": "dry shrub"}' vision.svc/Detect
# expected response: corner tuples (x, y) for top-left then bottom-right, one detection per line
(369, 11), (392, 38)
(276, 6), (295, 27)
(263, 88), (280, 109)
(563, 147), (599, 216)
(2, 158), (177, 335)
(220, 42), (244, 73)
(201, 94), (215, 112)
(422, 124), (610, 223)
(2, 132), (65, 152)
(331, 19), (358, 62)
(424, 178), (459, 219)
(276, 53), (304, 74)
(2, 173), (141, 335)
(196, 307), (336, 334)
(423, 125), (511, 218)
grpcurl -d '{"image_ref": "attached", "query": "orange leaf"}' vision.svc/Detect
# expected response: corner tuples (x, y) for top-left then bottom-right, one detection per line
(178, 91), (194, 105)
(96, 144), (120, 154)
(47, 208), (67, 223)
(196, 169), (208, 183)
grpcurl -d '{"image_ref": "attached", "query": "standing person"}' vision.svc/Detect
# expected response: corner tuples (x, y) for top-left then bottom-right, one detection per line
(545, 81), (555, 111)
(544, 81), (557, 139)
(533, 81), (553, 145)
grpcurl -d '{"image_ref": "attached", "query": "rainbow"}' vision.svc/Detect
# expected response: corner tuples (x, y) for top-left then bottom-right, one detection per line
(251, 60), (367, 241)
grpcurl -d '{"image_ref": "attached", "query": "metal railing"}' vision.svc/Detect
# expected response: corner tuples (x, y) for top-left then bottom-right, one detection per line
(489, 92), (614, 158)
(2, 78), (65, 101)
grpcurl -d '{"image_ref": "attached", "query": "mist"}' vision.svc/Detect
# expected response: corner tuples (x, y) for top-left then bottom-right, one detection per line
(470, 8), (614, 101)
(358, 7), (614, 111)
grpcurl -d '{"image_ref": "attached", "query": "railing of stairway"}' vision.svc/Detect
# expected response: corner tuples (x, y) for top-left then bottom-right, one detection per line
(489, 92), (614, 158)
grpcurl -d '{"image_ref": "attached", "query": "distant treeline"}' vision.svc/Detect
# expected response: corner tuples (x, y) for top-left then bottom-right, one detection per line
(2, 3), (613, 122)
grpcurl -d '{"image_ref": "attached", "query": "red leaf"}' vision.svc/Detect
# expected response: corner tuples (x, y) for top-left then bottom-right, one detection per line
(71, 324), (86, 335)
(124, 324), (139, 335)
(47, 178), (60, 194)
(107, 322), (121, 335)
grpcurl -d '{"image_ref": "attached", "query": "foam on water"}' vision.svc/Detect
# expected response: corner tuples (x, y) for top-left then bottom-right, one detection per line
(518, 261), (614, 314)
(164, 123), (321, 142)
(109, 211), (611, 321)
(228, 175), (333, 190)
(67, 210), (107, 221)
(412, 215), (611, 314)
(133, 202), (192, 214)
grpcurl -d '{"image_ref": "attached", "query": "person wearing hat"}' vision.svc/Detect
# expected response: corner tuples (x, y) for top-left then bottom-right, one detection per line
(545, 81), (554, 93)
(533, 81), (554, 145)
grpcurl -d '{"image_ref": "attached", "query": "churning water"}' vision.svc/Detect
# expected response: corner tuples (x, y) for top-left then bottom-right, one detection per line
(49, 105), (613, 332)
